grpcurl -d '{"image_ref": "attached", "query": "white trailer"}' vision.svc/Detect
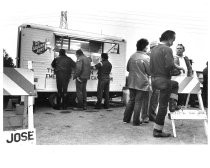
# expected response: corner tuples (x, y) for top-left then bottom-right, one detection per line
(16, 23), (127, 107)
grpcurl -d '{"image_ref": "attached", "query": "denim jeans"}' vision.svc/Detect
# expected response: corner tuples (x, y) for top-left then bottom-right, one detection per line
(151, 77), (178, 129)
(123, 88), (148, 125)
(141, 91), (150, 120)
(76, 79), (87, 108)
(56, 71), (71, 107)
(148, 89), (159, 119)
(56, 71), (70, 98)
(96, 78), (110, 108)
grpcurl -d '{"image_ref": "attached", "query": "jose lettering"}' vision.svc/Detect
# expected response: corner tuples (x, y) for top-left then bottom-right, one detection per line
(6, 131), (34, 143)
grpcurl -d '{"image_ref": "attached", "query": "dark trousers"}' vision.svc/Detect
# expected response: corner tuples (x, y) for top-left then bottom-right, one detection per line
(56, 71), (70, 107)
(96, 78), (110, 108)
(177, 94), (188, 106)
(202, 86), (208, 108)
(151, 77), (179, 129)
(76, 79), (87, 108)
(148, 89), (159, 120)
(123, 88), (148, 125)
(141, 91), (150, 120)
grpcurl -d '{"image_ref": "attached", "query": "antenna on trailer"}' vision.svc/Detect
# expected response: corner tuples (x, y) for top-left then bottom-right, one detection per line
(59, 11), (68, 29)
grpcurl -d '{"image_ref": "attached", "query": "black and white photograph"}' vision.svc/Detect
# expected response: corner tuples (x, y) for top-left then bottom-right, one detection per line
(1, 0), (209, 167)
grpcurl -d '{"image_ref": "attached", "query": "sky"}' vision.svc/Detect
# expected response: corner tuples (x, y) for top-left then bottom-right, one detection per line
(0, 0), (209, 71)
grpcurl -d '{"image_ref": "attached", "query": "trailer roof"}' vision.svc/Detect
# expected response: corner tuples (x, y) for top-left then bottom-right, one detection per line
(20, 23), (126, 43)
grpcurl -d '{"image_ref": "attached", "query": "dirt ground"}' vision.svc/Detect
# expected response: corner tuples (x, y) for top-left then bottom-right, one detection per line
(31, 101), (208, 145)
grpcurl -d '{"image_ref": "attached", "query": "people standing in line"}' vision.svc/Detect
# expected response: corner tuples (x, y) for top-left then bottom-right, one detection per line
(150, 30), (182, 137)
(51, 49), (76, 110)
(93, 53), (112, 109)
(123, 38), (150, 126)
(73, 49), (91, 110)
(147, 41), (159, 122)
(174, 44), (193, 106)
(202, 61), (208, 108)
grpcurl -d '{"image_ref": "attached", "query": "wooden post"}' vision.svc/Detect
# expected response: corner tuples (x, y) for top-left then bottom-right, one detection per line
(185, 93), (190, 108)
(171, 119), (176, 137)
(197, 93), (208, 137)
(28, 96), (34, 129)
(23, 95), (28, 129)
(27, 61), (34, 129)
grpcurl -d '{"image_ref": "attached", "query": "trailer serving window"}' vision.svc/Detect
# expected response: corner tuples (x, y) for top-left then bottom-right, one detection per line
(55, 35), (102, 53)
(54, 35), (103, 64)
(104, 43), (120, 54)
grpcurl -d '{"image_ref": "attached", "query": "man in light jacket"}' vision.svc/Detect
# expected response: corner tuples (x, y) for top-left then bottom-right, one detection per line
(123, 38), (151, 126)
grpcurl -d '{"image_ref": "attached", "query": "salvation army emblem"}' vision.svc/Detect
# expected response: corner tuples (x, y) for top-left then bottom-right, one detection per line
(32, 41), (47, 55)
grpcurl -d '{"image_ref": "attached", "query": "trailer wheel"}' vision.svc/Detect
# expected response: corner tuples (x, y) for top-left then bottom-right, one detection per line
(48, 93), (58, 108)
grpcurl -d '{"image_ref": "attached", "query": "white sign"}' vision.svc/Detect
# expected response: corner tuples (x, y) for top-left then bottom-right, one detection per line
(170, 110), (207, 120)
(2, 129), (36, 145)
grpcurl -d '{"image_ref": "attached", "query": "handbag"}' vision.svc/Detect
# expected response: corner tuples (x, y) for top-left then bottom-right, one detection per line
(170, 67), (181, 76)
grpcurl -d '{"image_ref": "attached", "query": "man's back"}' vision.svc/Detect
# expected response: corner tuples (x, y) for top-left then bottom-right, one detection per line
(76, 55), (91, 80)
(96, 60), (112, 79)
(150, 44), (174, 79)
(127, 51), (150, 91)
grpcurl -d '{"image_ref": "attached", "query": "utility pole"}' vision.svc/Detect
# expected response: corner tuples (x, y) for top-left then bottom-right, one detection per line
(59, 11), (68, 29)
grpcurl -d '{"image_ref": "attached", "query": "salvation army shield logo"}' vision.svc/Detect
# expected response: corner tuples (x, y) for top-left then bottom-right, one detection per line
(32, 41), (47, 55)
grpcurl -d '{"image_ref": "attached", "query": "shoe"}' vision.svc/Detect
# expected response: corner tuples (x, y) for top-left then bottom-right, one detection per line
(153, 129), (171, 138)
(149, 116), (156, 122)
(72, 107), (84, 111)
(133, 122), (143, 126)
(123, 119), (130, 124)
(142, 117), (149, 123)
(169, 99), (181, 112)
(94, 106), (101, 109)
(53, 106), (60, 110)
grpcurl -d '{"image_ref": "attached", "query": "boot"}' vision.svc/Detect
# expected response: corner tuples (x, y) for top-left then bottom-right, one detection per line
(95, 102), (101, 109)
(169, 98), (181, 112)
(62, 94), (67, 110)
(54, 94), (61, 110)
(153, 129), (171, 138)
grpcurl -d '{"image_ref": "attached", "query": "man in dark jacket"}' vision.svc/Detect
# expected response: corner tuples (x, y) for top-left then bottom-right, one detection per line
(73, 49), (91, 110)
(150, 30), (182, 137)
(202, 62), (208, 108)
(51, 49), (75, 110)
(93, 53), (112, 109)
